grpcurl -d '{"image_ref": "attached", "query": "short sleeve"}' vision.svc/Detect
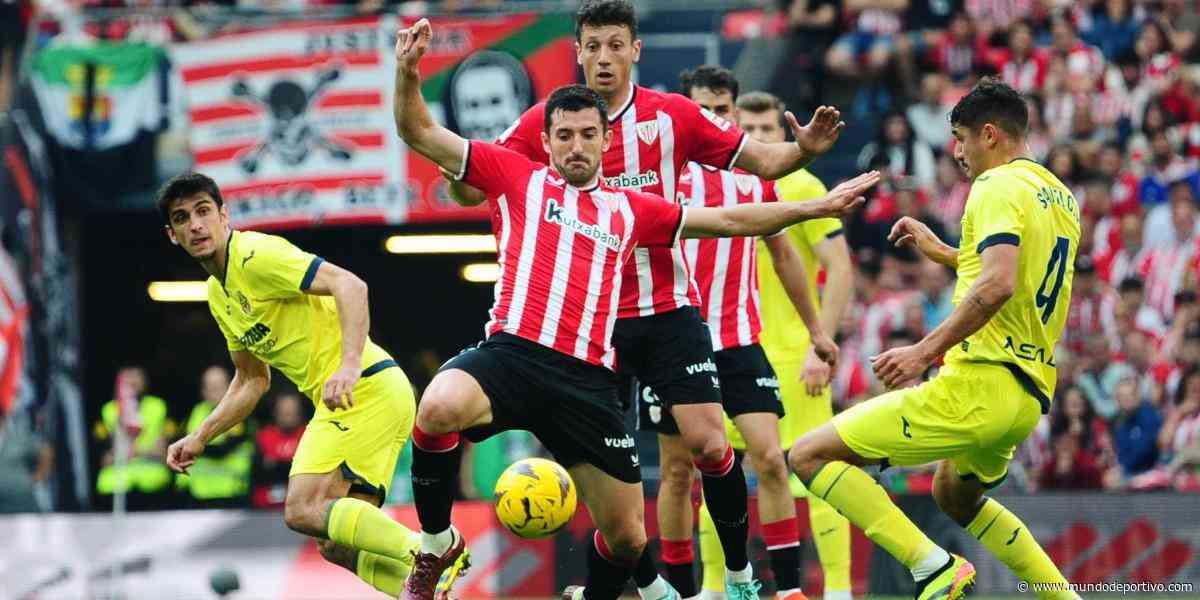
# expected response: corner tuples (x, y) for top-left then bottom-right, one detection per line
(206, 288), (246, 351)
(777, 171), (842, 246)
(669, 95), (748, 171)
(496, 104), (550, 164)
(970, 176), (1025, 254)
(629, 191), (685, 248)
(458, 140), (536, 199)
(241, 234), (322, 300)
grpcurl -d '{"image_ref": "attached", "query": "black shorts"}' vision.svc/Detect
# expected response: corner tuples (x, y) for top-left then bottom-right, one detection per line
(613, 307), (724, 433)
(639, 343), (783, 434)
(440, 332), (641, 484)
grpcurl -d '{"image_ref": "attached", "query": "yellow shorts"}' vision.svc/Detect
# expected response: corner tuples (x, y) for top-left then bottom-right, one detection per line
(291, 365), (415, 496)
(831, 361), (1041, 487)
(726, 360), (832, 450)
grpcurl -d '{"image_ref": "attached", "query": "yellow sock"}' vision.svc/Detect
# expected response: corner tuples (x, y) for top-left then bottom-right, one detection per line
(808, 495), (851, 593)
(327, 497), (421, 564)
(697, 499), (725, 593)
(807, 462), (937, 569)
(967, 498), (1071, 599)
(356, 549), (414, 595)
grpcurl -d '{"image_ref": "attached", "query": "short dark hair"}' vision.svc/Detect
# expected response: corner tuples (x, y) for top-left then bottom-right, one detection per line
(679, 64), (739, 100)
(1117, 276), (1145, 294)
(575, 0), (637, 41)
(544, 84), (609, 132)
(158, 172), (223, 223)
(949, 77), (1029, 138)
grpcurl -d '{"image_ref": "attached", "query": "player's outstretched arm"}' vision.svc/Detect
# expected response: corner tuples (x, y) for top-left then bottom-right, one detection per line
(763, 234), (838, 369)
(681, 171), (878, 239)
(889, 216), (959, 268)
(444, 173), (488, 207)
(304, 260), (368, 411)
(393, 19), (468, 177)
(735, 107), (846, 179)
(873, 244), (1018, 388)
(166, 350), (270, 474)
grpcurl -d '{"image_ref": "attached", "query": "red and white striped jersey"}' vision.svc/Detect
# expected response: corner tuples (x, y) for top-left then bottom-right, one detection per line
(679, 163), (779, 351)
(498, 84), (749, 319)
(456, 140), (686, 369)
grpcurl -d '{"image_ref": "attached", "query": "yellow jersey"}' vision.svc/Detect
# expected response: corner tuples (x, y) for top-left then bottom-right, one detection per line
(755, 169), (842, 364)
(206, 230), (392, 404)
(943, 158), (1081, 412)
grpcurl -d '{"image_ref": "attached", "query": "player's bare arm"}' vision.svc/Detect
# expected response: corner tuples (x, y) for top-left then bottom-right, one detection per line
(889, 216), (959, 268)
(166, 350), (270, 474)
(873, 244), (1018, 388)
(801, 235), (853, 394)
(763, 233), (838, 369)
(734, 106), (846, 179)
(393, 19), (469, 179)
(445, 172), (487, 207)
(682, 171), (878, 239)
(303, 260), (369, 411)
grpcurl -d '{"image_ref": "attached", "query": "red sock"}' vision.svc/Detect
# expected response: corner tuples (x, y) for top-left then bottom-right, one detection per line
(412, 426), (459, 452)
(763, 518), (801, 590)
(693, 444), (735, 477)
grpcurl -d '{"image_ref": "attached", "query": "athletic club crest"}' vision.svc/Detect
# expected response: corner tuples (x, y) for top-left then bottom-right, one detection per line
(237, 292), (252, 315)
(635, 120), (659, 145)
(734, 173), (755, 196)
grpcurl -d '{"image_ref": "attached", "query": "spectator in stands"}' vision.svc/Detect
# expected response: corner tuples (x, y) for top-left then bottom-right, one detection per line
(1159, 0), (1200, 60)
(1139, 181), (1199, 319)
(0, 408), (54, 513)
(176, 366), (253, 507)
(1023, 95), (1052, 162)
(905, 72), (953, 151)
(1065, 257), (1119, 354)
(993, 20), (1047, 94)
(856, 110), (937, 188)
(893, 0), (958, 97)
(95, 366), (173, 510)
(1130, 367), (1200, 489)
(916, 258), (953, 333)
(1097, 142), (1142, 217)
(1039, 386), (1114, 490)
(1046, 144), (1084, 199)
(921, 12), (984, 85)
(825, 0), (909, 114)
(964, 0), (1033, 34)
(777, 0), (842, 113)
(1082, 0), (1139, 60)
(252, 391), (306, 509)
(1111, 376), (1163, 478)
(1116, 276), (1169, 338)
(1077, 333), (1128, 420)
(930, 153), (969, 239)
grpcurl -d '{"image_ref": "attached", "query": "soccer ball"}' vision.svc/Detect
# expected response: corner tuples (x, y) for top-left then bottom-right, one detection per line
(493, 457), (578, 539)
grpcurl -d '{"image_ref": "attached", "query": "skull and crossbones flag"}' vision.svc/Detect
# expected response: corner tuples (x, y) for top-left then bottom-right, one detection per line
(172, 17), (408, 229)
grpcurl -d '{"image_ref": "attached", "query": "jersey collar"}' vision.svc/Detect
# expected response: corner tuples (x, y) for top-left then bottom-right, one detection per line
(219, 229), (235, 289)
(608, 83), (636, 124)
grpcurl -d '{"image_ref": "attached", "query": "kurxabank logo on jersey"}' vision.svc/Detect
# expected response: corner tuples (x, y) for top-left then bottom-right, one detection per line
(172, 17), (409, 229)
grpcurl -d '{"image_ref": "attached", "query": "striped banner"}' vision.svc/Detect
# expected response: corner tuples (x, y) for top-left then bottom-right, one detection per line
(172, 17), (407, 230)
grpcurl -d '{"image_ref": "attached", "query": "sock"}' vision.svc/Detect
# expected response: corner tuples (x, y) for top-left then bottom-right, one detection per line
(911, 547), (951, 581)
(411, 427), (462, 541)
(695, 445), (750, 571)
(638, 575), (672, 600)
(823, 591), (852, 600)
(806, 461), (938, 570)
(967, 497), (1072, 599)
(701, 592), (726, 600)
(726, 563), (753, 584)
(763, 518), (801, 592)
(808, 496), (852, 595)
(635, 550), (660, 588)
(585, 530), (635, 600)
(356, 550), (414, 595)
(697, 500), (725, 594)
(327, 497), (422, 564)
(661, 538), (698, 598)
(421, 528), (455, 556)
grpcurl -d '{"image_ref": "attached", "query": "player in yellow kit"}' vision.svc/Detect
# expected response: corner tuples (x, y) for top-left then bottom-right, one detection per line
(787, 79), (1082, 600)
(159, 173), (466, 598)
(696, 92), (855, 600)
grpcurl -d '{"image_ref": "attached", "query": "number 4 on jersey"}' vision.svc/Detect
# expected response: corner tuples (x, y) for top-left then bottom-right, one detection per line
(1036, 236), (1070, 324)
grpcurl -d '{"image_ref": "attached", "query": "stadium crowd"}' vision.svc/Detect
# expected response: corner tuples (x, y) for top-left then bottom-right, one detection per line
(4, 0), (1200, 511)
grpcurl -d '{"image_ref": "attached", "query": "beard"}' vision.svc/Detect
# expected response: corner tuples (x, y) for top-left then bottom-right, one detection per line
(556, 158), (599, 187)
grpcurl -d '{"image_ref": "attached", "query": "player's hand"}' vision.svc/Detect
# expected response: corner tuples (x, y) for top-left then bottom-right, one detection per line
(787, 106), (846, 158)
(888, 216), (944, 257)
(871, 344), (932, 389)
(801, 346), (832, 396)
(810, 331), (839, 371)
(166, 434), (206, 474)
(395, 18), (432, 72)
(323, 365), (361, 411)
(818, 170), (880, 217)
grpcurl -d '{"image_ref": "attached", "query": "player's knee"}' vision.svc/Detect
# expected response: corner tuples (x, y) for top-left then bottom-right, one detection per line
(787, 437), (821, 481)
(932, 478), (984, 525)
(751, 445), (789, 484)
(283, 500), (320, 536)
(682, 427), (728, 464)
(603, 523), (648, 561)
(416, 392), (464, 434)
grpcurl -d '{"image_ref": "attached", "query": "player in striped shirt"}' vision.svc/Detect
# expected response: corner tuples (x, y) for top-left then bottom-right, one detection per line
(392, 18), (879, 600)
(448, 4), (848, 594)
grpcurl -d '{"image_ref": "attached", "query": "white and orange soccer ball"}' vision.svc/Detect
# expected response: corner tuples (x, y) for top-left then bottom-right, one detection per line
(493, 457), (578, 539)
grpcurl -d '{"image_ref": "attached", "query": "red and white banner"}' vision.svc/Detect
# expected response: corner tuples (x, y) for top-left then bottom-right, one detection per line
(172, 17), (407, 230)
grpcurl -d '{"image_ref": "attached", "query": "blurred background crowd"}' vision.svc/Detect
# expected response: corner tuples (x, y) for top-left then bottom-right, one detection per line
(0, 0), (1198, 513)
